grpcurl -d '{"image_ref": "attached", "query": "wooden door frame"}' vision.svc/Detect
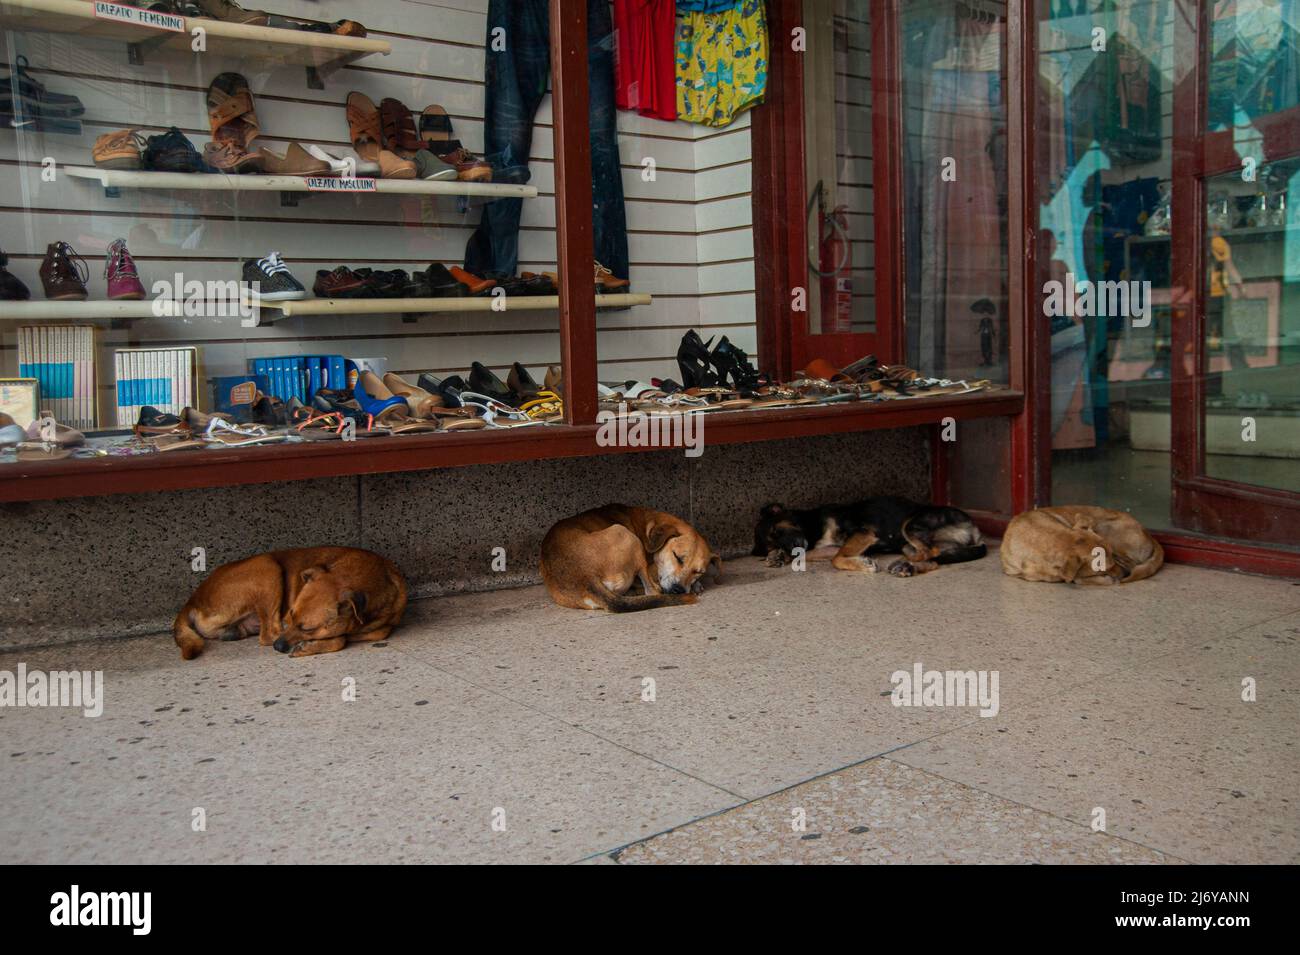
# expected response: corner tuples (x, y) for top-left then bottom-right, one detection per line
(752, 0), (903, 380)
(1169, 0), (1300, 546)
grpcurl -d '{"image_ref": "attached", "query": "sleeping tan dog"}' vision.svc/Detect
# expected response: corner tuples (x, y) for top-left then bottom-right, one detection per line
(174, 547), (407, 659)
(1000, 506), (1163, 585)
(540, 504), (720, 612)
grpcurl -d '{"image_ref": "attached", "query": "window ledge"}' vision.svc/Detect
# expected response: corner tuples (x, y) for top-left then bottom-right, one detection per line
(0, 389), (1023, 502)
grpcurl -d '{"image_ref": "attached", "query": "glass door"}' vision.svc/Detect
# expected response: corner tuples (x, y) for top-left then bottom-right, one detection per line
(1170, 0), (1300, 545)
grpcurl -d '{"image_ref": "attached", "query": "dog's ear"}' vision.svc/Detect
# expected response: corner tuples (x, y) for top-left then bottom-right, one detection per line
(339, 589), (367, 622)
(301, 565), (328, 584)
(760, 502), (785, 518)
(646, 522), (680, 554)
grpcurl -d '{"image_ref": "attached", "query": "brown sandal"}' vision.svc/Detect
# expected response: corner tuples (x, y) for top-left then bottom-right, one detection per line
(379, 98), (423, 158)
(346, 92), (416, 179)
(207, 72), (260, 149)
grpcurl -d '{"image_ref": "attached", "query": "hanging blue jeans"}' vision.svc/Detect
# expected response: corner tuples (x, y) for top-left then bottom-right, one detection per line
(464, 0), (629, 281)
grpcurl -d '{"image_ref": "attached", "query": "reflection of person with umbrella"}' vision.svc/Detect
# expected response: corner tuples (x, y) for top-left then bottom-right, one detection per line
(972, 298), (997, 367)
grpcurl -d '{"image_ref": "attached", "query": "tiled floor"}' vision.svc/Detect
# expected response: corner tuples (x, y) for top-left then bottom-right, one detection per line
(1, 546), (1296, 864)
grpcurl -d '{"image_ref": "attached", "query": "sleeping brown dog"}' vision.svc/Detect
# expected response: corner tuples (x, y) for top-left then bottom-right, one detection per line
(1000, 505), (1163, 585)
(173, 546), (407, 659)
(540, 504), (720, 612)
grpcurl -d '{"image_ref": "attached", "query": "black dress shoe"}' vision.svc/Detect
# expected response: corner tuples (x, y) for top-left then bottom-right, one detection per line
(408, 263), (468, 298)
(468, 361), (516, 404)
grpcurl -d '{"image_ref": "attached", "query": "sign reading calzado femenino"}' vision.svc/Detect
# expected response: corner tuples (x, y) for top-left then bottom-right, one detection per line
(93, 2), (186, 32)
(305, 177), (379, 193)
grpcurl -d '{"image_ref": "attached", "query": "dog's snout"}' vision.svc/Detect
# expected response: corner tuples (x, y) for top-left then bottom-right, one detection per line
(778, 530), (808, 553)
(272, 637), (290, 653)
(667, 583), (687, 595)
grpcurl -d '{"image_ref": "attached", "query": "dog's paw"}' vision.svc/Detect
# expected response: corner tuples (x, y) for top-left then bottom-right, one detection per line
(690, 578), (706, 595)
(887, 559), (916, 577)
(764, 549), (786, 568)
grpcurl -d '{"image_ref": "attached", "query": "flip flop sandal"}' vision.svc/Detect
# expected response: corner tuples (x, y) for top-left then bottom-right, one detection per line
(387, 419), (441, 435)
(419, 105), (454, 149)
(207, 72), (260, 150)
(16, 443), (73, 461)
(346, 92), (416, 179)
(151, 434), (206, 452)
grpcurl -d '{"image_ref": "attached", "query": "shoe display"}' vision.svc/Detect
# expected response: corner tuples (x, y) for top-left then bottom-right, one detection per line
(414, 150), (459, 181)
(676, 329), (719, 389)
(305, 144), (378, 177)
(0, 56), (85, 132)
(203, 139), (263, 174)
(594, 260), (630, 292)
(39, 242), (89, 301)
(449, 266), (495, 295)
(143, 127), (209, 173)
(258, 142), (332, 176)
(353, 371), (411, 422)
(242, 251), (307, 301)
(193, 0), (268, 25)
(0, 249), (30, 301)
(406, 263), (467, 298)
(92, 129), (148, 170)
(313, 266), (367, 299)
(436, 146), (493, 182)
(104, 238), (146, 301)
(346, 92), (417, 179)
(379, 98), (424, 159)
(207, 73), (260, 153)
(353, 268), (409, 298)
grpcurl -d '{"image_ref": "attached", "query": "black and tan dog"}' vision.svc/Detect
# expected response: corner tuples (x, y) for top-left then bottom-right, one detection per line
(541, 504), (721, 612)
(753, 496), (986, 576)
(173, 546), (407, 659)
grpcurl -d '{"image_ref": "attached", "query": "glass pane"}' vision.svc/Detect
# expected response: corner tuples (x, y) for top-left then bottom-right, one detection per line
(0, 2), (566, 458)
(1208, 0), (1300, 132)
(1202, 159), (1300, 493)
(1039, 0), (1180, 530)
(901, 0), (1009, 382)
(802, 0), (875, 336)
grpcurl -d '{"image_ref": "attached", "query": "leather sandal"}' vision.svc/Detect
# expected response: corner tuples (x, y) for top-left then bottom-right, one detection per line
(379, 98), (423, 159)
(382, 372), (444, 419)
(207, 73), (260, 150)
(346, 92), (416, 179)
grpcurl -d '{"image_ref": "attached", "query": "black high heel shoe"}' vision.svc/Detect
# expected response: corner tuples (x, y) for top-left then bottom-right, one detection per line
(710, 336), (768, 392)
(676, 330), (719, 388)
(468, 361), (517, 405)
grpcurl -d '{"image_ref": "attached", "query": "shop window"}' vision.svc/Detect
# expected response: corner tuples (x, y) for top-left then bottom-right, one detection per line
(900, 0), (1010, 383)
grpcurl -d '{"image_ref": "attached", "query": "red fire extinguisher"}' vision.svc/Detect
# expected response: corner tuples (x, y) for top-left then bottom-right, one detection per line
(809, 181), (853, 333)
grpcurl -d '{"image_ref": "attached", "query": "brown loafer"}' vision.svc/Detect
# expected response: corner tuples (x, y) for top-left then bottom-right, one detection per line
(436, 146), (492, 182)
(258, 142), (332, 176)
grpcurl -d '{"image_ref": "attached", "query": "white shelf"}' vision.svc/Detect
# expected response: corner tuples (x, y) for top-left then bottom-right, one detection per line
(252, 293), (652, 319)
(0, 299), (181, 321)
(0, 0), (391, 69)
(64, 166), (539, 200)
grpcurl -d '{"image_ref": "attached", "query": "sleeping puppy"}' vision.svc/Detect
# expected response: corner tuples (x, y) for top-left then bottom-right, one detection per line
(753, 496), (986, 576)
(173, 547), (407, 659)
(1000, 505), (1163, 585)
(541, 504), (721, 612)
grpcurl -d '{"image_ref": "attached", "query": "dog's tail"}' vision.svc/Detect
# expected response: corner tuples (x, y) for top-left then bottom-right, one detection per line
(588, 583), (697, 613)
(1118, 537), (1164, 583)
(174, 608), (205, 660)
(934, 541), (988, 565)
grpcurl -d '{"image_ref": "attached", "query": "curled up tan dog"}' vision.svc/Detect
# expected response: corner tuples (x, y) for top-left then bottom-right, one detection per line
(174, 546), (407, 659)
(1000, 505), (1163, 585)
(540, 504), (720, 611)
